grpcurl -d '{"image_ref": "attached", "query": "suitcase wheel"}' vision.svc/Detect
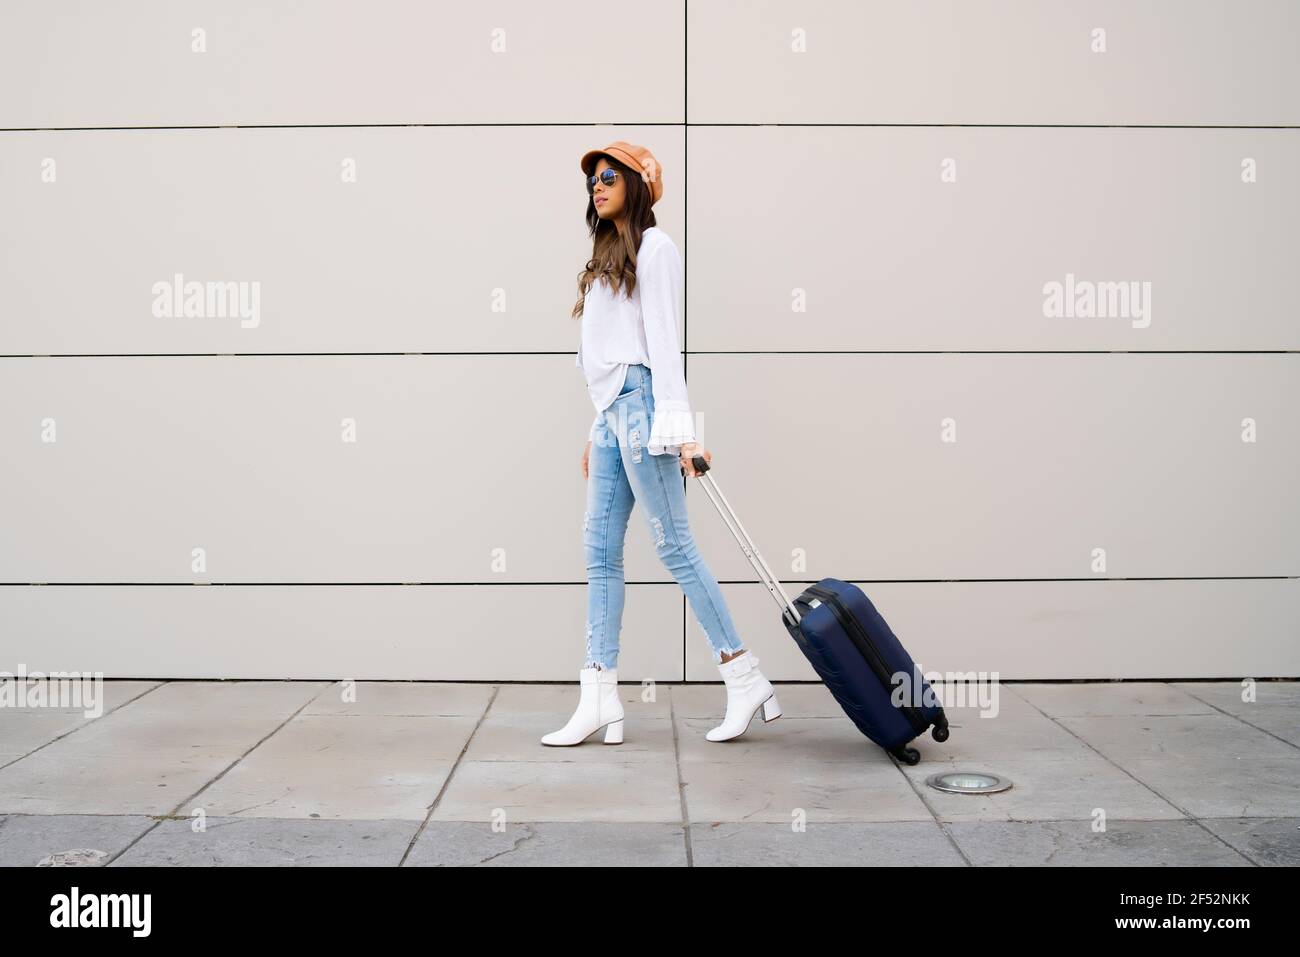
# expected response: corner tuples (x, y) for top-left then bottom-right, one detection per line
(931, 720), (950, 743)
(890, 745), (922, 766)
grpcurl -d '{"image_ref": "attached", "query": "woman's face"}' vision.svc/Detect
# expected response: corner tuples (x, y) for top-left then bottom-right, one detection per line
(590, 157), (626, 221)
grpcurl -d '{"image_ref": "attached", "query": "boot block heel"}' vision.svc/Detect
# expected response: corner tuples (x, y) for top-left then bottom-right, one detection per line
(603, 719), (624, 744)
(761, 695), (782, 722)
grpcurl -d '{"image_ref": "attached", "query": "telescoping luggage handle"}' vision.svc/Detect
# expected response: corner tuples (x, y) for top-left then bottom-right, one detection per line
(682, 455), (802, 624)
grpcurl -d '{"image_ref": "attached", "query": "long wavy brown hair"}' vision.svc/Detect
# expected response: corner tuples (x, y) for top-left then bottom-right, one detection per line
(571, 153), (658, 319)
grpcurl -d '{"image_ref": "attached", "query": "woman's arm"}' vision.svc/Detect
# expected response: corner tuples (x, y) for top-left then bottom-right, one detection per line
(638, 237), (697, 456)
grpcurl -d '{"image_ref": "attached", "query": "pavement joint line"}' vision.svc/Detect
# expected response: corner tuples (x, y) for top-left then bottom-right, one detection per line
(398, 683), (501, 867)
(1171, 683), (1300, 752)
(102, 679), (335, 866)
(1004, 682), (1259, 866)
(0, 680), (168, 774)
(668, 686), (694, 867)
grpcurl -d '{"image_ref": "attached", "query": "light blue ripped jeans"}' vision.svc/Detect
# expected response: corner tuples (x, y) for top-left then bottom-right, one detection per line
(583, 362), (746, 670)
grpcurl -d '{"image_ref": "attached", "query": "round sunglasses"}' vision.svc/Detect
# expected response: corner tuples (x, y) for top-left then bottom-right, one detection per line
(586, 168), (619, 194)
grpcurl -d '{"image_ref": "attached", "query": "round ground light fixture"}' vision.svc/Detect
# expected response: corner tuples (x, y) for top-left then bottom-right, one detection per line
(925, 771), (1012, 795)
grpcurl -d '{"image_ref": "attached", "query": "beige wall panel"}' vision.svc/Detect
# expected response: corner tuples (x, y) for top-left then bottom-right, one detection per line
(0, 0), (684, 127)
(687, 579), (1300, 680)
(0, 584), (686, 681)
(0, 126), (684, 354)
(687, 126), (1299, 351)
(0, 356), (667, 583)
(2, 355), (1290, 584)
(688, 0), (1300, 125)
(683, 354), (1298, 581)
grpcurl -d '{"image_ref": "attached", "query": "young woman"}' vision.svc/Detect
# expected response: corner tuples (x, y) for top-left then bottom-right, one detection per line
(541, 141), (782, 747)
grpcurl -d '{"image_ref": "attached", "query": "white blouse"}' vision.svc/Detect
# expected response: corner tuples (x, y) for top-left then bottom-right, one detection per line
(575, 225), (697, 456)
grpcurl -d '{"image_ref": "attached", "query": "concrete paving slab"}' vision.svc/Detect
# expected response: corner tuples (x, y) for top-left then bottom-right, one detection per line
(186, 713), (478, 821)
(106, 680), (330, 719)
(0, 679), (1290, 865)
(0, 681), (165, 763)
(688, 820), (966, 866)
(0, 744), (257, 816)
(946, 819), (1254, 866)
(674, 715), (897, 765)
(680, 755), (932, 823)
(302, 681), (493, 717)
(470, 710), (675, 762)
(189, 757), (458, 822)
(1051, 712), (1300, 818)
(929, 691), (1101, 755)
(1013, 681), (1217, 717)
(0, 680), (163, 716)
(404, 821), (687, 866)
(0, 681), (330, 815)
(110, 815), (419, 866)
(0, 813), (156, 867)
(428, 759), (683, 823)
(899, 754), (1186, 823)
(1173, 681), (1300, 747)
(1196, 817), (1300, 866)
(216, 712), (480, 764)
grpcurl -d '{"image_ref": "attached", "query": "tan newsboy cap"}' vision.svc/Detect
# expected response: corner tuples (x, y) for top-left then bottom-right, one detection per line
(580, 140), (664, 206)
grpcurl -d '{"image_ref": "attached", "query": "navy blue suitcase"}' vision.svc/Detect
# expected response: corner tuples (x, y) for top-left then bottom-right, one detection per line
(686, 456), (950, 764)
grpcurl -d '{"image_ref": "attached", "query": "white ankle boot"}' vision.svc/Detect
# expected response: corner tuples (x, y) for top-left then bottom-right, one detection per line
(540, 666), (625, 746)
(707, 651), (781, 742)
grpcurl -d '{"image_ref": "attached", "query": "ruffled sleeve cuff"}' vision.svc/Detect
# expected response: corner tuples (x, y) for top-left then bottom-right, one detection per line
(647, 400), (696, 456)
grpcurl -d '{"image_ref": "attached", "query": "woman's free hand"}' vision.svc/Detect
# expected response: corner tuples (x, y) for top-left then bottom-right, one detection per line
(582, 439), (592, 480)
(679, 441), (711, 477)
